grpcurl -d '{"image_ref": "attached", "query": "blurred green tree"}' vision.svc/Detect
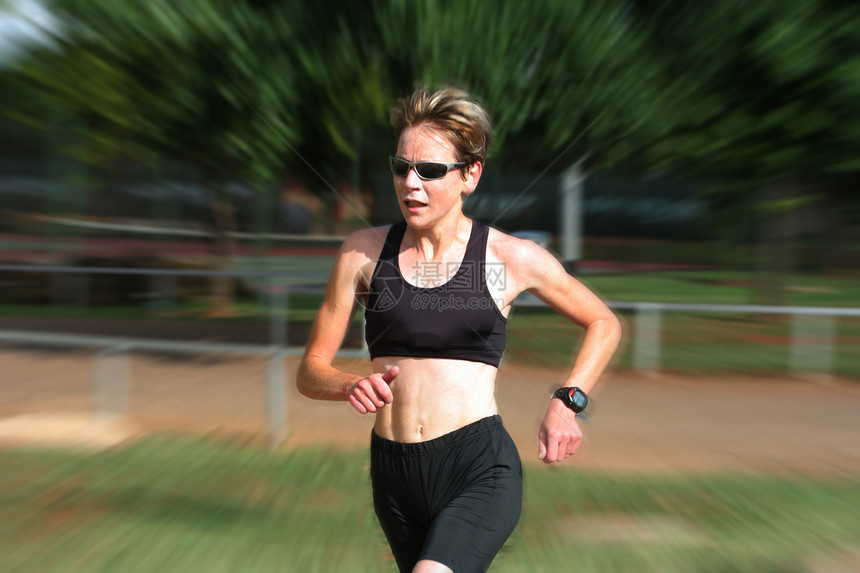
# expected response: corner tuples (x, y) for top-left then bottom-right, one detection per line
(9, 0), (659, 259)
(629, 0), (860, 301)
(372, 0), (661, 264)
(375, 0), (658, 171)
(13, 0), (306, 313)
(9, 0), (857, 312)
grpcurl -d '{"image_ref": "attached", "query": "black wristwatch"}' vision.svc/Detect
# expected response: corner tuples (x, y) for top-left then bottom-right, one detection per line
(553, 387), (588, 413)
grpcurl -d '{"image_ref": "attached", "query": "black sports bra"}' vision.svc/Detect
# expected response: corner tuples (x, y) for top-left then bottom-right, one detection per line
(363, 221), (507, 367)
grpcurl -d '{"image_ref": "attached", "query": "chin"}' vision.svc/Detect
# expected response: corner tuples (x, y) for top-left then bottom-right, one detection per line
(401, 211), (432, 228)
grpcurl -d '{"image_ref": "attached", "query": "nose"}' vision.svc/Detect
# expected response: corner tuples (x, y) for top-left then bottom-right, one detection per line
(403, 165), (423, 187)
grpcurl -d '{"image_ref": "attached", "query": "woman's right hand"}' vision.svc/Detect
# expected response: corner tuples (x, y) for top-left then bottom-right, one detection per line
(348, 366), (399, 414)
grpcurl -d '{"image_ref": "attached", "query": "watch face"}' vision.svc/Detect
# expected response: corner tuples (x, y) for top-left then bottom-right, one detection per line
(569, 388), (587, 411)
(555, 387), (588, 412)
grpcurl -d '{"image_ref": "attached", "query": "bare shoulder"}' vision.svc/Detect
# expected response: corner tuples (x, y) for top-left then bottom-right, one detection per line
(338, 225), (392, 266)
(484, 225), (564, 299)
(486, 226), (555, 268)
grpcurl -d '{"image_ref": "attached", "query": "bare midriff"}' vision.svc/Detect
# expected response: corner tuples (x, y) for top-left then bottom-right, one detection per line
(371, 356), (499, 443)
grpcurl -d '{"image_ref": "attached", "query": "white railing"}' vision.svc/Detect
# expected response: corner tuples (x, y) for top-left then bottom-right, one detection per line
(2, 264), (858, 442)
(516, 299), (860, 378)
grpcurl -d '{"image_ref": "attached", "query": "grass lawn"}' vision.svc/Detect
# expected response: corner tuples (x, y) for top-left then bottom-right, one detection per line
(1, 437), (858, 572)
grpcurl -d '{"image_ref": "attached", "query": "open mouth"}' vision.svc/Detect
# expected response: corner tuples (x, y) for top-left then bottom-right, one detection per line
(405, 200), (427, 208)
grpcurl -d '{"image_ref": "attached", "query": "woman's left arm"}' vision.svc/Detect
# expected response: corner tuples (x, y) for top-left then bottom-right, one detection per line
(504, 238), (622, 464)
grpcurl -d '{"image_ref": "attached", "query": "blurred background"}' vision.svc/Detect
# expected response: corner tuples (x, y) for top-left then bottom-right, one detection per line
(1, 0), (859, 571)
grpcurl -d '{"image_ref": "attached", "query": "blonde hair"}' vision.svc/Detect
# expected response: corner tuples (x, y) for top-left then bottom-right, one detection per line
(390, 88), (492, 172)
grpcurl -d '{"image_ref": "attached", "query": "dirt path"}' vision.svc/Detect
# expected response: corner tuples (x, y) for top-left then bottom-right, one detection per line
(1, 346), (858, 475)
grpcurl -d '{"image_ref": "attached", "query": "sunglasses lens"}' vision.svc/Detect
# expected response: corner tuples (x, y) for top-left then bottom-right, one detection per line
(389, 158), (410, 177)
(390, 157), (460, 180)
(416, 163), (448, 180)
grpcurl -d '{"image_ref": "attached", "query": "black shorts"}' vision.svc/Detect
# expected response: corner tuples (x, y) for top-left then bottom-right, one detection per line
(370, 415), (523, 573)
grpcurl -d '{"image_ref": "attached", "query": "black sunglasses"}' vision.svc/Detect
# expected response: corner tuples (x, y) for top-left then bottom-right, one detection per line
(389, 156), (466, 181)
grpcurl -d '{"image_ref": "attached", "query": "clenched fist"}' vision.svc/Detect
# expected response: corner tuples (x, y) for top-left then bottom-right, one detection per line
(348, 366), (399, 414)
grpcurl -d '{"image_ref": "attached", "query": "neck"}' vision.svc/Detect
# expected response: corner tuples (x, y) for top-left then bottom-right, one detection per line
(407, 213), (471, 262)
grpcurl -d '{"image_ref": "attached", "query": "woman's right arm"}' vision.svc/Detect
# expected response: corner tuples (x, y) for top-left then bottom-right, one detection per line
(296, 229), (398, 413)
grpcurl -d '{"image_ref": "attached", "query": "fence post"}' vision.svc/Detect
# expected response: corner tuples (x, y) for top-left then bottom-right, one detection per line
(790, 312), (836, 380)
(95, 344), (130, 421)
(267, 349), (286, 445)
(270, 279), (287, 347)
(267, 281), (288, 445)
(634, 303), (662, 377)
(148, 273), (177, 315)
(560, 159), (586, 266)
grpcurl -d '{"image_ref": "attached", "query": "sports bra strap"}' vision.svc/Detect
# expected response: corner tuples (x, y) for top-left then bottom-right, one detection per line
(379, 222), (407, 260)
(372, 223), (407, 282)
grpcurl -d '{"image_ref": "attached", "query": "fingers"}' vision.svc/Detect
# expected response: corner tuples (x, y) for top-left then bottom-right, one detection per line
(348, 370), (397, 414)
(541, 436), (564, 464)
(538, 430), (547, 461)
(541, 434), (581, 464)
(381, 366), (399, 384)
(539, 412), (583, 463)
(371, 372), (395, 405)
(348, 393), (369, 414)
(569, 434), (582, 456)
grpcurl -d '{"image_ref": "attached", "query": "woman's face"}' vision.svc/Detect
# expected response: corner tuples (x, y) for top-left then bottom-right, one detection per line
(393, 124), (480, 229)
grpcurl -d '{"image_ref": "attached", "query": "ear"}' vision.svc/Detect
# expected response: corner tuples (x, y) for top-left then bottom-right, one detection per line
(463, 161), (483, 196)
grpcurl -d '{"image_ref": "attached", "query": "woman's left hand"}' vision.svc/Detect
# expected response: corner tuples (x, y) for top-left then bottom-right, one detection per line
(538, 399), (583, 463)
